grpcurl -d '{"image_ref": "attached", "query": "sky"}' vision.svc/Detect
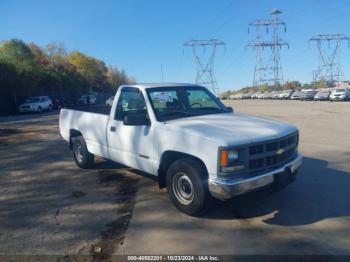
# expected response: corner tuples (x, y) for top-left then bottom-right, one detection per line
(1, 0), (350, 91)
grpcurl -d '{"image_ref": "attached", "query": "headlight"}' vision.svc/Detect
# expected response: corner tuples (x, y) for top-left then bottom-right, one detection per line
(227, 150), (239, 162)
(219, 149), (245, 173)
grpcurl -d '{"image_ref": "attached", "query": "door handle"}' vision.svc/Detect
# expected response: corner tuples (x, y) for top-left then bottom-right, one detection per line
(110, 126), (116, 132)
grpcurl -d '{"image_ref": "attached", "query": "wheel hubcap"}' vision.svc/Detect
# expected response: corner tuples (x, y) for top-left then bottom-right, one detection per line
(172, 172), (194, 205)
(75, 143), (84, 163)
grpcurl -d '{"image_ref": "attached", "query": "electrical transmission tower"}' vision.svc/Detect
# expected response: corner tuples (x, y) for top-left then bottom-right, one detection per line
(183, 39), (225, 96)
(309, 34), (349, 85)
(247, 8), (289, 90)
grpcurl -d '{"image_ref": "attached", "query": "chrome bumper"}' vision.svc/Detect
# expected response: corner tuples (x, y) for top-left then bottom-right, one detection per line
(208, 153), (303, 200)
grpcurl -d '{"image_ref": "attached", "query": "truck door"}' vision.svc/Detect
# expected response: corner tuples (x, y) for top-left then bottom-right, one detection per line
(107, 87), (154, 174)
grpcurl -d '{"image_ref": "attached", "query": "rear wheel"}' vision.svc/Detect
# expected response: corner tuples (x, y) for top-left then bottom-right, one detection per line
(71, 136), (94, 168)
(166, 158), (210, 215)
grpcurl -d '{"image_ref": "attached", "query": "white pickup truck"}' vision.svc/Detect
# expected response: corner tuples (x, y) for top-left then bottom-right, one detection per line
(59, 83), (302, 215)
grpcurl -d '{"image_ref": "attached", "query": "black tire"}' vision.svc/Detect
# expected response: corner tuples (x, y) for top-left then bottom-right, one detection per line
(37, 106), (42, 113)
(48, 104), (52, 112)
(166, 158), (210, 216)
(71, 136), (94, 168)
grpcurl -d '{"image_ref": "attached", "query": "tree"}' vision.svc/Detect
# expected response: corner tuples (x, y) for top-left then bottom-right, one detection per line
(0, 39), (136, 115)
(67, 51), (108, 92)
(283, 80), (302, 90)
(0, 39), (36, 107)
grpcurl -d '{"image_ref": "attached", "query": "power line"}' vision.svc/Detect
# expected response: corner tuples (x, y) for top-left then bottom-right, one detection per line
(309, 34), (350, 84)
(247, 8), (289, 90)
(183, 39), (226, 96)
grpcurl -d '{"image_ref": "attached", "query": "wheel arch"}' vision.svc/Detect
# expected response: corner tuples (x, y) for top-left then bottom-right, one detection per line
(157, 150), (208, 189)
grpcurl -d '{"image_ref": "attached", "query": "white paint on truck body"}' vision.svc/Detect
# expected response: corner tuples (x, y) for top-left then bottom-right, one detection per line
(59, 83), (300, 185)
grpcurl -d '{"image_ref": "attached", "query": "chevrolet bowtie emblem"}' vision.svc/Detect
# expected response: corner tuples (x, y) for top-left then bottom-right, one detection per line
(276, 148), (285, 155)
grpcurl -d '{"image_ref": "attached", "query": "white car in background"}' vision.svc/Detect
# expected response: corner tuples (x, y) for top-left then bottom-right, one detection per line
(251, 92), (262, 99)
(19, 96), (53, 113)
(106, 96), (114, 106)
(330, 89), (350, 101)
(279, 90), (294, 100)
(78, 95), (97, 105)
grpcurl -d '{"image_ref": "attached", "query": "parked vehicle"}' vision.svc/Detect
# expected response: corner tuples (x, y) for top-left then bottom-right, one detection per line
(106, 96), (114, 106)
(242, 93), (253, 99)
(78, 95), (96, 105)
(300, 90), (317, 101)
(251, 92), (261, 99)
(279, 90), (294, 100)
(262, 92), (272, 99)
(272, 91), (281, 99)
(290, 91), (303, 100)
(256, 92), (265, 99)
(314, 90), (330, 101)
(330, 89), (350, 101)
(231, 93), (244, 100)
(59, 83), (302, 215)
(19, 96), (52, 113)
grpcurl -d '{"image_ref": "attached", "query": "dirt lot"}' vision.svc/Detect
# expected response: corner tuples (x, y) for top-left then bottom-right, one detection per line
(118, 100), (350, 255)
(0, 115), (140, 260)
(0, 100), (350, 258)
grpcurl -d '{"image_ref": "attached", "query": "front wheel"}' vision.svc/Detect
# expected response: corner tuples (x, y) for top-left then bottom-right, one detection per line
(166, 158), (210, 215)
(71, 136), (94, 168)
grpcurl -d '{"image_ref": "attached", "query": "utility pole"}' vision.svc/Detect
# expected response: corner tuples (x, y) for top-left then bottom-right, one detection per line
(247, 8), (289, 90)
(309, 34), (349, 85)
(183, 39), (225, 96)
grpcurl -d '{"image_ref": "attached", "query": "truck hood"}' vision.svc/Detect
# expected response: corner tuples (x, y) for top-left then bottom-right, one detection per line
(164, 113), (297, 146)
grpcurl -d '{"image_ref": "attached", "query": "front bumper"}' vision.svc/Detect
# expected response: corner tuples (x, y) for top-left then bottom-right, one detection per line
(330, 97), (346, 101)
(208, 153), (303, 200)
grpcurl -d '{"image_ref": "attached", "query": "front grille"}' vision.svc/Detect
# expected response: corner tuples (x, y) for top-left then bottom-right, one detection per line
(248, 132), (298, 172)
(249, 144), (264, 155)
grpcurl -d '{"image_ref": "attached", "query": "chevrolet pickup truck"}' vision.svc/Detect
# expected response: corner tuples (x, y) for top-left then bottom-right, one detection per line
(59, 83), (302, 215)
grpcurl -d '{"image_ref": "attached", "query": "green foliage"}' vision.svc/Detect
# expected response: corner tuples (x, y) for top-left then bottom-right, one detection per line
(0, 39), (135, 114)
(67, 51), (108, 92)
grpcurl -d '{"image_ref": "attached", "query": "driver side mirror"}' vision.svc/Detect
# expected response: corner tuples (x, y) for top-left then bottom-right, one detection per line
(123, 113), (150, 126)
(225, 106), (234, 113)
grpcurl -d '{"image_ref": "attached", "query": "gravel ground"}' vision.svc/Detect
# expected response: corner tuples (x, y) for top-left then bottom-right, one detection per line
(117, 100), (350, 255)
(1, 100), (350, 259)
(0, 115), (140, 260)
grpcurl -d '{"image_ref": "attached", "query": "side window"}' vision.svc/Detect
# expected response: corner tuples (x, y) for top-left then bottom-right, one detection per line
(40, 97), (45, 102)
(115, 88), (147, 121)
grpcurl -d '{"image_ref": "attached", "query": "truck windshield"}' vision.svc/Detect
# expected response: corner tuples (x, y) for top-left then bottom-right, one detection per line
(147, 86), (230, 121)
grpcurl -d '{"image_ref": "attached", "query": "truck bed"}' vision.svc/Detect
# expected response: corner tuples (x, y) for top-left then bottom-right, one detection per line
(65, 105), (111, 115)
(59, 106), (111, 159)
